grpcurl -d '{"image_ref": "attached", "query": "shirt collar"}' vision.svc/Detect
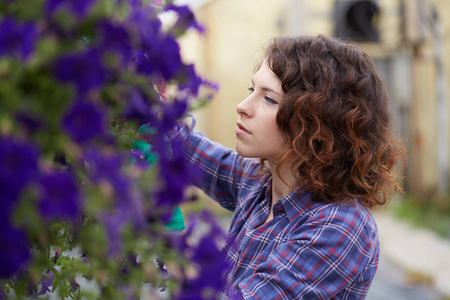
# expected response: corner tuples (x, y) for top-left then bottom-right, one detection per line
(264, 177), (323, 221)
(282, 188), (325, 221)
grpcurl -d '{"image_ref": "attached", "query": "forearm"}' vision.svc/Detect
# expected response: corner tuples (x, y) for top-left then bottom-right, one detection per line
(171, 126), (241, 211)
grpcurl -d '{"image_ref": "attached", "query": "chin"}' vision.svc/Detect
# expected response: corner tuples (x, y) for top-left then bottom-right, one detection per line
(235, 147), (257, 158)
(235, 144), (248, 157)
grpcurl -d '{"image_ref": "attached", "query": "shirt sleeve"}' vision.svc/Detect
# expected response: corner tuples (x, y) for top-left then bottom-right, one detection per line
(237, 205), (378, 299)
(171, 125), (257, 212)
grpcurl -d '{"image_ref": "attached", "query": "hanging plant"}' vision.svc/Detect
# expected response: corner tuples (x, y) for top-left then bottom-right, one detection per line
(0, 0), (225, 299)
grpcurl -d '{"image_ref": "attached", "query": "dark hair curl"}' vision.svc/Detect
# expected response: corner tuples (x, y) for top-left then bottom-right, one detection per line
(264, 35), (406, 208)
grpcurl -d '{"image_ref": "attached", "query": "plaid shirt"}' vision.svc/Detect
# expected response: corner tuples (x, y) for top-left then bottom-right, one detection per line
(173, 127), (379, 299)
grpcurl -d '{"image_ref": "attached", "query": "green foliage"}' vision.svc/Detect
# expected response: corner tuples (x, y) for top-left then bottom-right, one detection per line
(0, 0), (222, 298)
(391, 195), (450, 238)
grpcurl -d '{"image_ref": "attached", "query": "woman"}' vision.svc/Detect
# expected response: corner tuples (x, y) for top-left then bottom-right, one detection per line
(172, 35), (405, 299)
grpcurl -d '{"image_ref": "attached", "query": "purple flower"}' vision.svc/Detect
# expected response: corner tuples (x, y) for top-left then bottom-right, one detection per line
(84, 149), (123, 181)
(156, 258), (169, 292)
(156, 142), (203, 215)
(127, 7), (184, 80)
(129, 149), (149, 170)
(199, 210), (227, 240)
(118, 190), (146, 231)
(177, 64), (203, 96)
(0, 138), (37, 278)
(179, 236), (226, 300)
(0, 137), (39, 197)
(95, 182), (146, 256)
(131, 36), (183, 81)
(53, 247), (61, 264)
(98, 211), (127, 257)
(0, 202), (31, 279)
(157, 99), (188, 133)
(84, 149), (128, 197)
(150, 101), (203, 208)
(36, 269), (55, 296)
(84, 148), (147, 231)
(122, 88), (158, 125)
(38, 171), (82, 223)
(192, 236), (226, 276)
(165, 4), (204, 33)
(171, 212), (227, 299)
(62, 101), (106, 144)
(97, 21), (132, 65)
(54, 48), (109, 93)
(147, 36), (183, 80)
(127, 6), (161, 44)
(156, 186), (184, 212)
(130, 50), (149, 73)
(159, 147), (188, 190)
(121, 253), (139, 277)
(45, 0), (95, 18)
(70, 278), (80, 293)
(0, 17), (37, 60)
(0, 222), (31, 279)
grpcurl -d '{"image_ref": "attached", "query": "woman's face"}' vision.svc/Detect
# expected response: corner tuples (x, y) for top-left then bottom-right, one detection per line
(235, 61), (286, 161)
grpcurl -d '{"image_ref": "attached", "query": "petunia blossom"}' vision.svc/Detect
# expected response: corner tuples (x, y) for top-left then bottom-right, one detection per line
(146, 36), (183, 81)
(177, 64), (203, 96)
(0, 223), (31, 279)
(121, 88), (157, 125)
(0, 138), (38, 278)
(85, 147), (147, 233)
(127, 5), (161, 44)
(36, 269), (55, 296)
(165, 4), (205, 33)
(54, 48), (109, 93)
(38, 171), (82, 223)
(0, 137), (39, 196)
(97, 21), (132, 66)
(83, 149), (128, 198)
(179, 236), (227, 300)
(157, 99), (188, 133)
(0, 17), (37, 60)
(131, 37), (184, 81)
(84, 149), (123, 183)
(62, 100), (106, 144)
(127, 6), (185, 80)
(45, 0), (95, 18)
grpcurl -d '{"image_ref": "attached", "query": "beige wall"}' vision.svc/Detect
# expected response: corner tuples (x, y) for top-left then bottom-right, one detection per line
(407, 0), (450, 195)
(180, 0), (450, 198)
(180, 0), (289, 149)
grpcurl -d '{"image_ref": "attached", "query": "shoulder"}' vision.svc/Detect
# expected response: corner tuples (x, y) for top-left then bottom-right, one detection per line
(315, 201), (376, 225)
(290, 200), (378, 248)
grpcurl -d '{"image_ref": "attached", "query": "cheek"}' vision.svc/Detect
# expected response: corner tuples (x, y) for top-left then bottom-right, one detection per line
(274, 118), (290, 146)
(266, 121), (286, 146)
(269, 115), (282, 136)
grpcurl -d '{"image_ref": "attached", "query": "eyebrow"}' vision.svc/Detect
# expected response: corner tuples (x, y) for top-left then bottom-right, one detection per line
(251, 79), (282, 96)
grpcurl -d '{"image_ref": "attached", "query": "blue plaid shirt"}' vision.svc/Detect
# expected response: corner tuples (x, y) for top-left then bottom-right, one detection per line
(173, 127), (379, 299)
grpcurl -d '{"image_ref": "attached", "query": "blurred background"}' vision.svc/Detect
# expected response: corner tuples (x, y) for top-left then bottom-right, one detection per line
(170, 0), (450, 299)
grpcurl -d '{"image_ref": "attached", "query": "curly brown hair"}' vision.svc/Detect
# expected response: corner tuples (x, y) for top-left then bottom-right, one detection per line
(263, 35), (406, 208)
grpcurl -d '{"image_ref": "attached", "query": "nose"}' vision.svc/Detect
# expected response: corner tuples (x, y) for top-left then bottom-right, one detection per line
(236, 96), (252, 117)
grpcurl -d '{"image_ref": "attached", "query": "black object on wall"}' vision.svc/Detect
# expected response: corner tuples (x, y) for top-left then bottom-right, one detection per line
(334, 0), (380, 42)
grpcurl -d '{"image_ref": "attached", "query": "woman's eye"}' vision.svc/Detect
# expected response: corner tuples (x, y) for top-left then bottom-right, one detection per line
(248, 87), (254, 94)
(264, 96), (278, 104)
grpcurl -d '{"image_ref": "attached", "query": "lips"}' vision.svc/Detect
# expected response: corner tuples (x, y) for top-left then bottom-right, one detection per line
(236, 122), (251, 135)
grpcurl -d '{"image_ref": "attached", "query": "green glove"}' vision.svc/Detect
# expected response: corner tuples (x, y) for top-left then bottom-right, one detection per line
(132, 125), (185, 233)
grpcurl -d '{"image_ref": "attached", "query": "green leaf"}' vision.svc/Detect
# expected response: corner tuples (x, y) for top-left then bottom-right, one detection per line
(52, 277), (60, 293)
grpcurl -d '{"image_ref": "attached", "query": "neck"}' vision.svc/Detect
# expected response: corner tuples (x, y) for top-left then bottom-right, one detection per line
(268, 159), (297, 207)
